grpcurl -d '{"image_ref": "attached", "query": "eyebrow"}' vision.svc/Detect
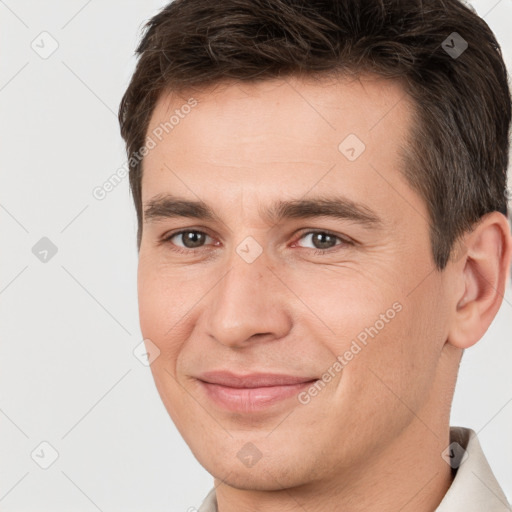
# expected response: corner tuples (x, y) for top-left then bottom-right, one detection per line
(143, 193), (382, 228)
(144, 194), (220, 223)
(262, 197), (382, 228)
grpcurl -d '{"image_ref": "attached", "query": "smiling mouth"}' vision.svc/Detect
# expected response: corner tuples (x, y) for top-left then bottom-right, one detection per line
(196, 371), (318, 412)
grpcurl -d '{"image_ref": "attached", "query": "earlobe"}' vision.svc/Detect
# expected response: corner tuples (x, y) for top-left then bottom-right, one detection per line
(447, 212), (512, 350)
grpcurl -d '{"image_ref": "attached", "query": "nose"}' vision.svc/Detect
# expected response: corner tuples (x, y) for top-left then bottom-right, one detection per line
(203, 252), (292, 348)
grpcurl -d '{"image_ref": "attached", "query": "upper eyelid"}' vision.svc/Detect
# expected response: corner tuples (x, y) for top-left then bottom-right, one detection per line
(294, 228), (350, 240)
(164, 228), (214, 240)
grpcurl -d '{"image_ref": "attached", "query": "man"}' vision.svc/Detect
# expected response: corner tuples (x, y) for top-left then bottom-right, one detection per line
(119, 0), (512, 510)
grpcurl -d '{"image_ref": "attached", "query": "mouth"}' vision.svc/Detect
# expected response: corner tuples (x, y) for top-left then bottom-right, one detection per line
(196, 371), (318, 413)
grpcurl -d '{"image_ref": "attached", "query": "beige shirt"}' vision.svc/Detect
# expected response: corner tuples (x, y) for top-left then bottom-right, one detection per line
(198, 427), (511, 511)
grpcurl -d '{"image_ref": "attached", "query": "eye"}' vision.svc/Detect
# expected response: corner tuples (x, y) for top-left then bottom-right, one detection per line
(294, 230), (351, 251)
(164, 230), (214, 251)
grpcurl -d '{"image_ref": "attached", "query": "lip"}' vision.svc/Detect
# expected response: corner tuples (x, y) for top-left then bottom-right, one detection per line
(197, 371), (318, 413)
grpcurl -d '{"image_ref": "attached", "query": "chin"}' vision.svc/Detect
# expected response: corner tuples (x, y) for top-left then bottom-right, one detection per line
(200, 449), (316, 490)
(214, 468), (303, 492)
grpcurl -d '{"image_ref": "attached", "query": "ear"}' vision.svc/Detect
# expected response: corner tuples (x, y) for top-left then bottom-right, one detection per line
(447, 212), (512, 349)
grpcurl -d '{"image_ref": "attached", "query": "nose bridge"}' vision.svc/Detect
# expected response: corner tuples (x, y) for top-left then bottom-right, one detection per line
(204, 249), (290, 347)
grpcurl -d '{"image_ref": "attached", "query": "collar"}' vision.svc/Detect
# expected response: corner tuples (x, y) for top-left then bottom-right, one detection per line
(436, 427), (511, 511)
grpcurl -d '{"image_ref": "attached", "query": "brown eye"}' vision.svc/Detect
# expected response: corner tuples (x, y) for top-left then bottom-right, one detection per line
(297, 231), (344, 251)
(168, 230), (212, 249)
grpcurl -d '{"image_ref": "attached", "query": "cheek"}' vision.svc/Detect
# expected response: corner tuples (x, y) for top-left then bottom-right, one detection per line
(344, 286), (448, 417)
(281, 263), (400, 352)
(137, 255), (198, 332)
(309, 263), (447, 403)
(137, 260), (191, 367)
(137, 268), (167, 340)
(137, 265), (191, 425)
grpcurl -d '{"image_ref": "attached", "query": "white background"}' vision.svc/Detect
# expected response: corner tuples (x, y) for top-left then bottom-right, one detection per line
(1, 1), (511, 510)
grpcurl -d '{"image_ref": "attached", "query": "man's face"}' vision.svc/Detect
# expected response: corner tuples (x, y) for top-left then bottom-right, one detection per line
(138, 76), (454, 489)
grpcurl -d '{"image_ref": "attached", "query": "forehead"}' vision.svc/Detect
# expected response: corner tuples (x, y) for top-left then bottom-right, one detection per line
(141, 74), (415, 210)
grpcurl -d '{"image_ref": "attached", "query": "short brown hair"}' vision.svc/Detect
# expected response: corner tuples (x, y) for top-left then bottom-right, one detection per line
(119, 0), (511, 269)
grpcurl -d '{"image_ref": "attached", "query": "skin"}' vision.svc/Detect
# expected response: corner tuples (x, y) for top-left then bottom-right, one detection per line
(137, 75), (512, 512)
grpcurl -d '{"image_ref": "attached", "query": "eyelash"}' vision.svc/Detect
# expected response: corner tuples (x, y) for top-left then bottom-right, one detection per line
(161, 230), (218, 255)
(292, 230), (354, 255)
(160, 229), (354, 256)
